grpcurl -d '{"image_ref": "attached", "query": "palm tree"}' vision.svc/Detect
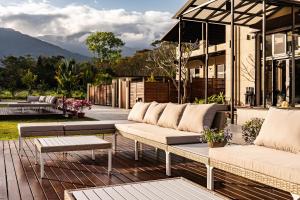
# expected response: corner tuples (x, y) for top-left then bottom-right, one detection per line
(55, 59), (78, 115)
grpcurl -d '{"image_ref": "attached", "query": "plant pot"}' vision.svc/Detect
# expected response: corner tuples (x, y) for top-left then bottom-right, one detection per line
(77, 112), (85, 118)
(208, 141), (227, 148)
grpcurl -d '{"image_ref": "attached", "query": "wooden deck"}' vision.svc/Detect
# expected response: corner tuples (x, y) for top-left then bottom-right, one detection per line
(0, 135), (293, 200)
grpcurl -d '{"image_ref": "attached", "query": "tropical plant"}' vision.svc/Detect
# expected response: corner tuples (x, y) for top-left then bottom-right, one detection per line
(202, 127), (232, 144)
(194, 92), (225, 104)
(94, 73), (113, 85)
(21, 69), (37, 95)
(242, 118), (264, 144)
(86, 32), (125, 64)
(55, 59), (79, 98)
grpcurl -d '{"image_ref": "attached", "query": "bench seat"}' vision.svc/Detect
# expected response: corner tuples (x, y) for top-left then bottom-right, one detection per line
(115, 123), (202, 145)
(209, 145), (300, 185)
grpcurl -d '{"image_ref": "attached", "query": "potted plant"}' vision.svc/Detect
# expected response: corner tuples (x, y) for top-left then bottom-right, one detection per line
(72, 99), (92, 118)
(242, 118), (264, 144)
(201, 127), (232, 148)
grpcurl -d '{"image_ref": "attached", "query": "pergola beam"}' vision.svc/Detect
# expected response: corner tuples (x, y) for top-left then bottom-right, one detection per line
(231, 0), (235, 124)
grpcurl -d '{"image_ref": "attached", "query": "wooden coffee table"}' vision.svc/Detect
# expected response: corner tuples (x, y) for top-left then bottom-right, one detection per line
(65, 177), (229, 200)
(34, 136), (112, 178)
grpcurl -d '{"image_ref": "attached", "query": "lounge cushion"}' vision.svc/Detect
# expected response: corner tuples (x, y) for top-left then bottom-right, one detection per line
(209, 145), (300, 184)
(178, 104), (218, 133)
(254, 108), (300, 153)
(45, 96), (52, 103)
(27, 96), (40, 102)
(115, 123), (202, 145)
(157, 103), (186, 129)
(49, 96), (57, 104)
(18, 122), (64, 137)
(39, 96), (46, 102)
(143, 102), (167, 125)
(63, 120), (132, 131)
(128, 102), (151, 122)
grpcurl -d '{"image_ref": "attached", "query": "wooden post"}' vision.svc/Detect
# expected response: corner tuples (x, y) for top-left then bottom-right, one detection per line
(262, 0), (266, 107)
(205, 22), (209, 104)
(230, 0), (235, 124)
(178, 16), (183, 104)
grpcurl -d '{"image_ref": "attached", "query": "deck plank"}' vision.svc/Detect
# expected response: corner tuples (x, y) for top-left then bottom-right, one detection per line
(0, 136), (293, 200)
(0, 141), (8, 200)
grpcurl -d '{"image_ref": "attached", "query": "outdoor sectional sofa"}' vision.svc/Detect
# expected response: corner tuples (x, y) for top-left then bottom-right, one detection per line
(115, 102), (228, 176)
(209, 108), (300, 199)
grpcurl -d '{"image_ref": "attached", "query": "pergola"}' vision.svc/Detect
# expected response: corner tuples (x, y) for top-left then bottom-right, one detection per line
(174, 0), (300, 124)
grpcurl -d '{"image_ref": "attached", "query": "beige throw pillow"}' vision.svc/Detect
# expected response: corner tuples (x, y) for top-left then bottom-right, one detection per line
(143, 102), (167, 125)
(178, 104), (218, 133)
(157, 103), (186, 129)
(254, 107), (300, 153)
(127, 102), (151, 122)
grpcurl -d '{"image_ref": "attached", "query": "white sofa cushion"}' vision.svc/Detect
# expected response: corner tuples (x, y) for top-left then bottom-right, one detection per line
(128, 102), (151, 122)
(178, 104), (218, 133)
(143, 102), (167, 125)
(39, 96), (46, 102)
(157, 103), (186, 129)
(254, 108), (300, 153)
(209, 145), (300, 184)
(115, 123), (202, 145)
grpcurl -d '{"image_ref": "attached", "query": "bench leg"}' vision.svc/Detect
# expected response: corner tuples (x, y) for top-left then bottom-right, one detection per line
(91, 150), (95, 160)
(134, 140), (139, 161)
(108, 149), (112, 176)
(206, 164), (214, 190)
(292, 194), (300, 200)
(166, 151), (171, 176)
(40, 153), (44, 179)
(112, 134), (117, 153)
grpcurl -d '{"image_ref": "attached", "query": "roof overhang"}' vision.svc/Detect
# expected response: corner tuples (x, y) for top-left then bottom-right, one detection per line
(161, 20), (225, 45)
(174, 0), (300, 28)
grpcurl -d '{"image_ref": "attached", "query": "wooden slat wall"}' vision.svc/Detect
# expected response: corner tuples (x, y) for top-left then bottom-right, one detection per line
(130, 82), (144, 108)
(190, 78), (225, 101)
(88, 84), (112, 106)
(144, 82), (171, 103)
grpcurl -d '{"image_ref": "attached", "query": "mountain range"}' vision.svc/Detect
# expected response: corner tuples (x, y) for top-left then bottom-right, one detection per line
(0, 28), (90, 61)
(0, 28), (139, 61)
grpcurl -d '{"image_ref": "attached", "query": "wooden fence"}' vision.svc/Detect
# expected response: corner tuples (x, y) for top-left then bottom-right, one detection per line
(190, 78), (225, 101)
(88, 84), (112, 106)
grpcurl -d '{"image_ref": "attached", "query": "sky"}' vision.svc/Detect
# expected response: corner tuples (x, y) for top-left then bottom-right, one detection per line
(0, 0), (186, 48)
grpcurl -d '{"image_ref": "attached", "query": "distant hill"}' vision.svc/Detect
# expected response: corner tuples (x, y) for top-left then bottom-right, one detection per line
(38, 32), (139, 57)
(0, 28), (90, 61)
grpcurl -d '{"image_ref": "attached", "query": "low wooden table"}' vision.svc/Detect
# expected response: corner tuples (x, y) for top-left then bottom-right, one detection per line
(65, 177), (228, 200)
(34, 136), (112, 178)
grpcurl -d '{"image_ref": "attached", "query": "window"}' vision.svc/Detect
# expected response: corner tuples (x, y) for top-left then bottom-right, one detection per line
(217, 64), (225, 78)
(273, 34), (286, 55)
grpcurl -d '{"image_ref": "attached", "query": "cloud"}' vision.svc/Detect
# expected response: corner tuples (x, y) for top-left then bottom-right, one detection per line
(0, 2), (176, 48)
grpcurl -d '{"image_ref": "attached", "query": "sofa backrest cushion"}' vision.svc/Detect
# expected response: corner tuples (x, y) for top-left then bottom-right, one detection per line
(45, 96), (52, 103)
(143, 102), (167, 125)
(39, 96), (46, 102)
(128, 102), (151, 122)
(157, 103), (186, 129)
(254, 107), (300, 153)
(178, 104), (218, 133)
(49, 96), (57, 104)
(27, 96), (40, 102)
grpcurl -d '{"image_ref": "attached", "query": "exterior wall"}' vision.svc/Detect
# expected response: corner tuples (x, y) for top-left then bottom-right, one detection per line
(225, 26), (256, 105)
(189, 55), (225, 79)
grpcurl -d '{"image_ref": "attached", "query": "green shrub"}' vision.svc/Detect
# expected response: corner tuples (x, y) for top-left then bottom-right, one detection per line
(194, 92), (225, 104)
(15, 90), (29, 99)
(242, 118), (264, 144)
(0, 90), (13, 99)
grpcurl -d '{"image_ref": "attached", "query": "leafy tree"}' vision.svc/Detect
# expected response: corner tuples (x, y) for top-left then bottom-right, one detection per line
(94, 73), (113, 85)
(21, 69), (37, 94)
(86, 32), (125, 64)
(55, 59), (79, 98)
(148, 41), (198, 103)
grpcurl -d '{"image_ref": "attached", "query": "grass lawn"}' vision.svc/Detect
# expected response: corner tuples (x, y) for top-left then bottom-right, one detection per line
(0, 115), (95, 140)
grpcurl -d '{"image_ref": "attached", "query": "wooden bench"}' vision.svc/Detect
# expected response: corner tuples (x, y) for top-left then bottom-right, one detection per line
(18, 120), (132, 155)
(64, 177), (229, 200)
(34, 136), (112, 178)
